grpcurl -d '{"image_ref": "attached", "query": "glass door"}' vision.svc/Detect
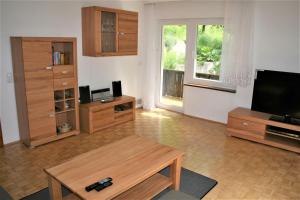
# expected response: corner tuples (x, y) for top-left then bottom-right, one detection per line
(101, 11), (117, 52)
(159, 24), (187, 110)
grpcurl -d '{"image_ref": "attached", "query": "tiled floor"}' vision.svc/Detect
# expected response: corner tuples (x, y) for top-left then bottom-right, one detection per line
(0, 109), (299, 199)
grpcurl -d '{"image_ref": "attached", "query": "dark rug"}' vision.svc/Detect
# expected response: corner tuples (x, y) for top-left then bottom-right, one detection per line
(19, 167), (217, 200)
(0, 186), (13, 200)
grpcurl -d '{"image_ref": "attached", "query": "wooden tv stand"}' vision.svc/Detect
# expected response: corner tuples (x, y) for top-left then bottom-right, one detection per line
(79, 96), (135, 134)
(227, 107), (300, 153)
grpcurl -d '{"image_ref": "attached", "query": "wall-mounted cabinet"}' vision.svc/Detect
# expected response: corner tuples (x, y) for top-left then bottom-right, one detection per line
(82, 6), (138, 57)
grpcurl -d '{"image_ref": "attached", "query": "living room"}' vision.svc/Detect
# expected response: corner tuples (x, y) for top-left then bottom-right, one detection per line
(0, 0), (299, 200)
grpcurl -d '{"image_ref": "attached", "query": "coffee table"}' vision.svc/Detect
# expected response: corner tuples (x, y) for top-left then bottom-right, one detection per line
(45, 135), (184, 200)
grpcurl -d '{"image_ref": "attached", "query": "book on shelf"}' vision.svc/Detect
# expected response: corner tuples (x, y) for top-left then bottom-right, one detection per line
(53, 51), (65, 65)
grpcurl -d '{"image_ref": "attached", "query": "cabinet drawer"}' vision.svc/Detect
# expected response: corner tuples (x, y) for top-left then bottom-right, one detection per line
(54, 78), (74, 90)
(53, 65), (74, 79)
(92, 107), (114, 130)
(115, 113), (133, 124)
(228, 117), (265, 136)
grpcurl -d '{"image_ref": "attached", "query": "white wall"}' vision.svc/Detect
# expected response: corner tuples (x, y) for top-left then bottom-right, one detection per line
(152, 1), (300, 123)
(254, 1), (299, 72)
(0, 1), (144, 144)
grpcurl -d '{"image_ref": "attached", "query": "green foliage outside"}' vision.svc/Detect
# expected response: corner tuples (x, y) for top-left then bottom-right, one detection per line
(162, 25), (186, 70)
(197, 25), (224, 75)
(162, 24), (224, 75)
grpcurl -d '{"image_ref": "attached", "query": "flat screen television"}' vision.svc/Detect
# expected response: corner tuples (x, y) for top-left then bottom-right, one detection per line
(251, 70), (300, 124)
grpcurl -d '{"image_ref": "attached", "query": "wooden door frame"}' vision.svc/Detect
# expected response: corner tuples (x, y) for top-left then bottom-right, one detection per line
(0, 121), (3, 147)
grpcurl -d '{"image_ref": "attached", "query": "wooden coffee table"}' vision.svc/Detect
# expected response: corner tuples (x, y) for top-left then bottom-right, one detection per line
(45, 135), (184, 200)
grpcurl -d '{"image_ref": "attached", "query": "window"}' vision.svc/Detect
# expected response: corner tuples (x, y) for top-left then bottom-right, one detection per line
(157, 19), (229, 110)
(181, 18), (229, 89)
(162, 25), (186, 72)
(160, 24), (186, 108)
(195, 25), (224, 81)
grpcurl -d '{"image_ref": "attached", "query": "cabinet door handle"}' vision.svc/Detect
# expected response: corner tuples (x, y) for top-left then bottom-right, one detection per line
(46, 66), (53, 70)
(62, 82), (67, 86)
(61, 70), (68, 74)
(242, 122), (248, 126)
(120, 32), (125, 35)
(49, 113), (55, 118)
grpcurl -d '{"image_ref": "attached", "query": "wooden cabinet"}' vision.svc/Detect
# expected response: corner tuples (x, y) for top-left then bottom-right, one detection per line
(82, 6), (138, 57)
(11, 37), (80, 147)
(80, 96), (135, 134)
(227, 107), (300, 153)
(227, 117), (265, 139)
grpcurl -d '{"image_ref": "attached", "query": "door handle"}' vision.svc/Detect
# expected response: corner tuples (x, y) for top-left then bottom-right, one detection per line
(61, 70), (68, 74)
(48, 113), (55, 118)
(62, 82), (68, 86)
(46, 66), (53, 70)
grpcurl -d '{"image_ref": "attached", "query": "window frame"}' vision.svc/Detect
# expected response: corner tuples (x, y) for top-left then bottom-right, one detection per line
(184, 18), (230, 89)
(156, 19), (189, 113)
(156, 18), (233, 112)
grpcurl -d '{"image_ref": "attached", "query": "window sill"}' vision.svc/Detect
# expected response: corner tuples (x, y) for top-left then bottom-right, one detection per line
(184, 83), (237, 93)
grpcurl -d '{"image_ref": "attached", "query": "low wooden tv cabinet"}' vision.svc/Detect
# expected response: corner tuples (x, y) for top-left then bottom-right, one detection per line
(79, 96), (135, 134)
(227, 107), (300, 153)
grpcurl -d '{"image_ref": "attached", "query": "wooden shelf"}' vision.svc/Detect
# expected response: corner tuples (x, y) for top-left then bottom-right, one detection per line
(31, 130), (78, 147)
(55, 109), (75, 114)
(266, 131), (300, 141)
(55, 98), (75, 103)
(55, 99), (65, 103)
(113, 174), (172, 200)
(66, 98), (75, 101)
(63, 194), (80, 200)
(57, 129), (76, 136)
(53, 64), (73, 67)
(263, 135), (300, 153)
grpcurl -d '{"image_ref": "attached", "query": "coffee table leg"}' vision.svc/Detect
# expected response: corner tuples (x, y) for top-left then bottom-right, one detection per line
(170, 156), (182, 191)
(48, 175), (62, 200)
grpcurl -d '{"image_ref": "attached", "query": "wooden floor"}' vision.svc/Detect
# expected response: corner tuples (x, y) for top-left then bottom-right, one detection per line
(0, 109), (299, 199)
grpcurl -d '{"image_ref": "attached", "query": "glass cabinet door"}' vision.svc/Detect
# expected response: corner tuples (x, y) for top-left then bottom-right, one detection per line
(101, 11), (117, 53)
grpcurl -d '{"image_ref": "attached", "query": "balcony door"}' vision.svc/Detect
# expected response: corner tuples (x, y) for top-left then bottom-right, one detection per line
(158, 24), (187, 112)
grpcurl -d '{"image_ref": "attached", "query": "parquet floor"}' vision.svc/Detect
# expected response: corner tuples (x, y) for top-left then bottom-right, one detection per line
(0, 109), (299, 200)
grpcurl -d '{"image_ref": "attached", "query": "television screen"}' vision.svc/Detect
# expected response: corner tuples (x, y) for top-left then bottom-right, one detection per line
(251, 70), (300, 119)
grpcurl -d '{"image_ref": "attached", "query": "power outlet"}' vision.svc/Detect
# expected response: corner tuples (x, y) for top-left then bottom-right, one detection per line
(136, 98), (143, 108)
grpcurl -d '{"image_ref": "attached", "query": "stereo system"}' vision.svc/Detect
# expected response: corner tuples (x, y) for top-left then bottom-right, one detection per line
(79, 81), (122, 104)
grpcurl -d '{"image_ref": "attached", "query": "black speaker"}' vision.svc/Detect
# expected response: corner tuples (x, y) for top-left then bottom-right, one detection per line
(79, 85), (91, 104)
(112, 81), (122, 97)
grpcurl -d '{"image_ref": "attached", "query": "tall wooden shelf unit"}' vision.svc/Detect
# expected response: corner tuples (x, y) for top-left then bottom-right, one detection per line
(82, 6), (138, 56)
(11, 37), (80, 147)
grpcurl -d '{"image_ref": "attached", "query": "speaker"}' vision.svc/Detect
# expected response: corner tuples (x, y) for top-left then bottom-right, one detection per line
(112, 81), (122, 97)
(79, 85), (91, 104)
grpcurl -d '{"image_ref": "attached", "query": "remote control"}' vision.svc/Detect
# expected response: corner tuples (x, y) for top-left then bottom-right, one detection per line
(95, 181), (113, 192)
(85, 177), (113, 192)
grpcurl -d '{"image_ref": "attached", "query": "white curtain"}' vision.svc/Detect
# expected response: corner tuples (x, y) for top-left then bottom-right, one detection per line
(221, 1), (255, 88)
(142, 4), (157, 110)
